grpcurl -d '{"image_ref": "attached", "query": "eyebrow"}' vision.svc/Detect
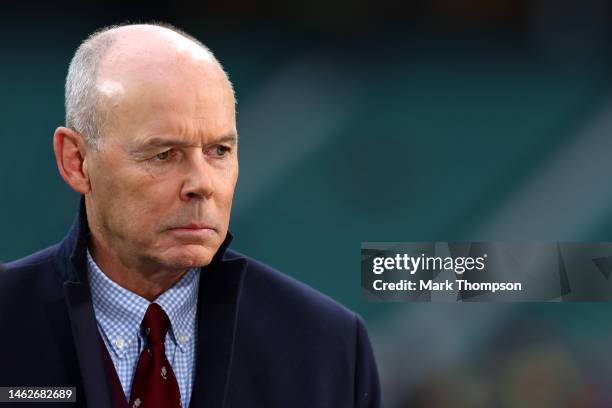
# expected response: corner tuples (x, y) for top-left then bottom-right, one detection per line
(138, 133), (238, 150)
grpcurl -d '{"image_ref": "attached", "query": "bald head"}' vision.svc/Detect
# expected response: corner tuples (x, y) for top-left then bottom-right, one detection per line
(65, 23), (234, 150)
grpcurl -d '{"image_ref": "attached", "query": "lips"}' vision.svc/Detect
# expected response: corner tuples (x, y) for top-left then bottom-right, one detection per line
(172, 223), (215, 230)
(167, 224), (217, 240)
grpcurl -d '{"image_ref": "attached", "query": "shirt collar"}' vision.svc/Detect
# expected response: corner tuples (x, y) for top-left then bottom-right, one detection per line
(155, 266), (200, 351)
(86, 249), (200, 358)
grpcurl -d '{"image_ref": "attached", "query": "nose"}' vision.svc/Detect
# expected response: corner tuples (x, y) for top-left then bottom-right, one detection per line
(180, 152), (214, 201)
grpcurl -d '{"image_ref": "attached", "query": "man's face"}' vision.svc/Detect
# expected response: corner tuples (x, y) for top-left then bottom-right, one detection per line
(85, 51), (238, 271)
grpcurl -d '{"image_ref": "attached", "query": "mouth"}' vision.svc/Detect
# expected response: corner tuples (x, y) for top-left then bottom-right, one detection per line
(167, 224), (217, 240)
(171, 223), (215, 230)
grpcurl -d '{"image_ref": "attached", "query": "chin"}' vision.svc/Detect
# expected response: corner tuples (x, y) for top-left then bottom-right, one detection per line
(160, 245), (216, 269)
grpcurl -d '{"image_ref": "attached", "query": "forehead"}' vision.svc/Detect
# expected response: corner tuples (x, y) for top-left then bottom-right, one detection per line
(96, 44), (235, 146)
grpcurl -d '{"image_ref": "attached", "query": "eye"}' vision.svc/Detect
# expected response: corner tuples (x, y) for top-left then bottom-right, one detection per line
(213, 145), (231, 157)
(154, 150), (172, 161)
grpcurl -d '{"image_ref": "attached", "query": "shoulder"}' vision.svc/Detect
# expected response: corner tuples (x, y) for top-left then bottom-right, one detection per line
(221, 250), (382, 405)
(0, 244), (62, 303)
(4, 244), (59, 271)
(226, 249), (359, 333)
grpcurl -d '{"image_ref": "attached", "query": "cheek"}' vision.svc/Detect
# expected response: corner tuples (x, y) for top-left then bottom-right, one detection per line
(216, 170), (238, 209)
(122, 183), (176, 225)
(98, 171), (174, 235)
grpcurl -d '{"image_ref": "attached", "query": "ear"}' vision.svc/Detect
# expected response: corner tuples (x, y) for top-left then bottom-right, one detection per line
(53, 127), (92, 194)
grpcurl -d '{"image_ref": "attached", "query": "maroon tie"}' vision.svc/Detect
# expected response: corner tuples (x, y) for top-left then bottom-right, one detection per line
(129, 303), (182, 408)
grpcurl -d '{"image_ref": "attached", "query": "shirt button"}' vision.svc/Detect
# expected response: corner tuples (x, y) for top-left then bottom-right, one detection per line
(115, 336), (125, 349)
(179, 334), (189, 344)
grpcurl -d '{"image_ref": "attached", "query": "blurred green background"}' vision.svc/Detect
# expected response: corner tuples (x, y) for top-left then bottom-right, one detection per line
(3, 1), (612, 406)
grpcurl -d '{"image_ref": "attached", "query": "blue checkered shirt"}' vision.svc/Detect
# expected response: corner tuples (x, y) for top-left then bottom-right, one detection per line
(87, 250), (200, 408)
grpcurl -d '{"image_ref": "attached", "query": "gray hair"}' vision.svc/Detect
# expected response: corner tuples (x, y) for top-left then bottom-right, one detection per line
(64, 22), (230, 151)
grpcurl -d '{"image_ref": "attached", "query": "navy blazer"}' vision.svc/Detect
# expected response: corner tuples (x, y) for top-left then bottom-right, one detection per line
(0, 200), (382, 407)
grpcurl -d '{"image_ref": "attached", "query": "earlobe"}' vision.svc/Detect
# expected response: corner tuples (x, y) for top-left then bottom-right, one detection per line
(53, 127), (91, 194)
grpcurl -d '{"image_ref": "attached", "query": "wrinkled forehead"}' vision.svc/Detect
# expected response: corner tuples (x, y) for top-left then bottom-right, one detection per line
(96, 75), (236, 148)
(93, 32), (235, 142)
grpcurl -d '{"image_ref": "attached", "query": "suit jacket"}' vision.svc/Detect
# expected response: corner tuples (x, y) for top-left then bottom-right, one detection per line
(0, 199), (382, 407)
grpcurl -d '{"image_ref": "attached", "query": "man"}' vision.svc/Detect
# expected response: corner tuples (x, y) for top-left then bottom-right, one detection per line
(0, 23), (382, 408)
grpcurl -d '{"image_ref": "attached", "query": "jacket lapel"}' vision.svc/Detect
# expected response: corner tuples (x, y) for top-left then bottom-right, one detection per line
(59, 197), (113, 408)
(64, 281), (114, 408)
(189, 244), (247, 408)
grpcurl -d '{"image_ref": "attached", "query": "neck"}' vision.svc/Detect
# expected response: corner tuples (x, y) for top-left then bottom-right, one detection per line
(88, 233), (187, 302)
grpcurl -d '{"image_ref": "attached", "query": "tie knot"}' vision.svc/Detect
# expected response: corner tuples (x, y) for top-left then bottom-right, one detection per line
(142, 303), (170, 344)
